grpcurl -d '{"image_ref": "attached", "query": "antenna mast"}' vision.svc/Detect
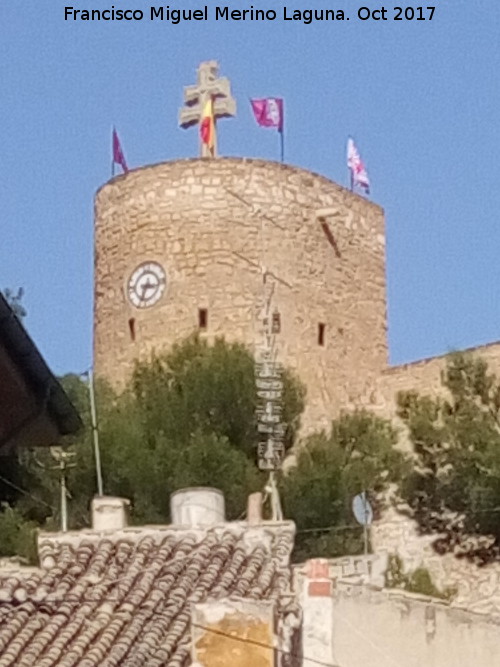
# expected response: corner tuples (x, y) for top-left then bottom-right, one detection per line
(49, 447), (76, 532)
(254, 210), (285, 521)
(224, 187), (287, 520)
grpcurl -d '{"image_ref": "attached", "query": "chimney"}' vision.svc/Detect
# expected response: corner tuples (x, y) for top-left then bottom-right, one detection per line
(170, 487), (225, 527)
(91, 496), (129, 531)
(247, 492), (263, 525)
(301, 559), (335, 667)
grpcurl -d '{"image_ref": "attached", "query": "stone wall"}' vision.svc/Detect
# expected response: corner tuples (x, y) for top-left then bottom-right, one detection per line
(371, 506), (500, 615)
(366, 342), (500, 613)
(369, 339), (500, 420)
(94, 158), (387, 432)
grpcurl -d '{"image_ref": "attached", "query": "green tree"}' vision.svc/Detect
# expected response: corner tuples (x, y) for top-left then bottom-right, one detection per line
(0, 335), (306, 560)
(132, 335), (305, 457)
(398, 352), (500, 563)
(108, 335), (305, 522)
(0, 505), (37, 562)
(281, 411), (407, 561)
(384, 554), (455, 600)
(4, 337), (410, 567)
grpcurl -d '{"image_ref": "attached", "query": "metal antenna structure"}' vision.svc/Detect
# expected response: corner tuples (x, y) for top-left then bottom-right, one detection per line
(253, 205), (285, 521)
(225, 187), (288, 521)
(49, 447), (76, 532)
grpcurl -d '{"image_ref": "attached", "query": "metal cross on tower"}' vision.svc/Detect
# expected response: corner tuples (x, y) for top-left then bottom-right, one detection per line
(179, 61), (236, 157)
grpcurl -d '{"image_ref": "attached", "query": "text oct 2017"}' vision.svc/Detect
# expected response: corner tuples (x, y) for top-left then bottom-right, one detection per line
(357, 6), (436, 20)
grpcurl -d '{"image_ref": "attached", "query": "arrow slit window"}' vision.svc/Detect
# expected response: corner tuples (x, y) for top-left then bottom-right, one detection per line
(318, 323), (326, 346)
(198, 308), (208, 329)
(128, 318), (136, 342)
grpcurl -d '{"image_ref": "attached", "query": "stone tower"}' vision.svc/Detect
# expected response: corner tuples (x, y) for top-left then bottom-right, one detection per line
(93, 157), (387, 431)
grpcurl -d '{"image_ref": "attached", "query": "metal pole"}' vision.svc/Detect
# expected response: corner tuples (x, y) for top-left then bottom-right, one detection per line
(87, 369), (104, 496)
(60, 461), (68, 532)
(112, 126), (115, 177)
(269, 472), (283, 521)
(363, 491), (369, 555)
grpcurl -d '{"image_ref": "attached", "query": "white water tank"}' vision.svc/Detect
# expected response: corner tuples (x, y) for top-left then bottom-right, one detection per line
(170, 487), (225, 527)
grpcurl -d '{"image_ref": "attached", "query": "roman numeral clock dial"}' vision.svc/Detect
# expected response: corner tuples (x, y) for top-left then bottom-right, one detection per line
(127, 262), (166, 308)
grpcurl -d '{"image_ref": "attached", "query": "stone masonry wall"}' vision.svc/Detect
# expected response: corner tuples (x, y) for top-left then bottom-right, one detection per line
(368, 342), (500, 611)
(94, 157), (388, 433)
(371, 507), (500, 615)
(371, 339), (500, 420)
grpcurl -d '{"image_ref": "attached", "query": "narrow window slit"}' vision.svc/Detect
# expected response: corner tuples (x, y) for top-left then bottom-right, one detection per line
(318, 323), (326, 346)
(198, 308), (208, 329)
(128, 318), (136, 342)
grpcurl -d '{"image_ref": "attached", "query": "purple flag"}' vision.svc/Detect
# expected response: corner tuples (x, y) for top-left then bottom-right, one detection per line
(250, 98), (284, 132)
(112, 128), (128, 173)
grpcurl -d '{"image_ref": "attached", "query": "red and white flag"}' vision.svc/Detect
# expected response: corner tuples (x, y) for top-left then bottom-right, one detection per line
(112, 128), (128, 173)
(200, 98), (215, 154)
(347, 137), (370, 194)
(250, 98), (284, 132)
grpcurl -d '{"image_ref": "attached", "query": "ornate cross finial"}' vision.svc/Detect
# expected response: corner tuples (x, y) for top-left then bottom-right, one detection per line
(179, 61), (236, 158)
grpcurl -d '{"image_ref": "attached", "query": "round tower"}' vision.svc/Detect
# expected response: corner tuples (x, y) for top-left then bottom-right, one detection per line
(93, 157), (387, 430)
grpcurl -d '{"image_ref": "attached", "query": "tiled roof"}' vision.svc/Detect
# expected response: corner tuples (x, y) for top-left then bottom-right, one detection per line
(0, 522), (295, 667)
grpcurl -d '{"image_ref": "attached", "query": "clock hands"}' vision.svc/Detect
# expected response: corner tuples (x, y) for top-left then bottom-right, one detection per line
(140, 277), (158, 300)
(127, 262), (166, 309)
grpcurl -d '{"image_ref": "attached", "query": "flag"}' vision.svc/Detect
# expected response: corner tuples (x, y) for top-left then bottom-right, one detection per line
(200, 98), (215, 153)
(347, 137), (370, 193)
(112, 128), (128, 173)
(250, 98), (284, 132)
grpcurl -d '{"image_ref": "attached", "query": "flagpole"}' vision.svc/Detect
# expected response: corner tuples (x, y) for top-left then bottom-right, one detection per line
(279, 99), (284, 163)
(111, 126), (115, 178)
(347, 136), (353, 191)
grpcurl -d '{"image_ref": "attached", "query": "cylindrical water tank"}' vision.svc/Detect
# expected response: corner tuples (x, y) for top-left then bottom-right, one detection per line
(170, 487), (225, 526)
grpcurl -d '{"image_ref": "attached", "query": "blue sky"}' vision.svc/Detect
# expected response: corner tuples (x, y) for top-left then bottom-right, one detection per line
(1, 1), (499, 375)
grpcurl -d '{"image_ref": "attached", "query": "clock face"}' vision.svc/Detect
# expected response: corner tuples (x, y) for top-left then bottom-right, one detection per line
(127, 262), (166, 309)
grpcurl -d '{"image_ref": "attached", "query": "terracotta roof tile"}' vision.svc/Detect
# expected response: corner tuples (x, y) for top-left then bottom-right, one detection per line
(0, 522), (295, 666)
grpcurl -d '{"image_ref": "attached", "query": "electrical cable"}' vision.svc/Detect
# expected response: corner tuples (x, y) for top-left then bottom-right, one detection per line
(0, 474), (55, 512)
(191, 622), (341, 667)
